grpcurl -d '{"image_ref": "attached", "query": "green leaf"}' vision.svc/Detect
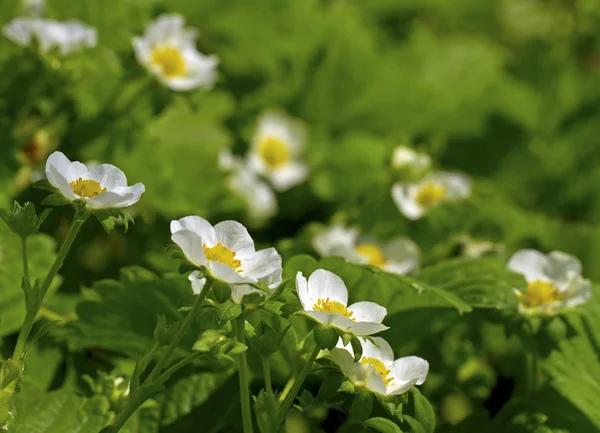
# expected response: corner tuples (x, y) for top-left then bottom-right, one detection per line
(41, 194), (71, 207)
(365, 417), (403, 433)
(409, 389), (435, 433)
(12, 386), (110, 433)
(402, 415), (426, 433)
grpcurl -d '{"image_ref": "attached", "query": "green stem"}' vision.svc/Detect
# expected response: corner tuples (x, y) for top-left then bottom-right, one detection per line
(21, 237), (30, 281)
(262, 357), (273, 399)
(278, 377), (294, 404)
(12, 214), (87, 360)
(155, 352), (202, 384)
(108, 280), (211, 433)
(237, 316), (254, 433)
(276, 344), (320, 427)
(146, 278), (211, 384)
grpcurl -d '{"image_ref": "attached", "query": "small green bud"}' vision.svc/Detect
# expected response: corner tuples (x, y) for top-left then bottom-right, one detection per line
(0, 201), (51, 238)
(193, 329), (228, 353)
(153, 315), (180, 346)
(314, 324), (339, 351)
(350, 390), (374, 420)
(350, 335), (363, 362)
(246, 321), (289, 357)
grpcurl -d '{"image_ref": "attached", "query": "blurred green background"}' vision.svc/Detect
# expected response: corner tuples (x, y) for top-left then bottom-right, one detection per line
(1, 0), (600, 432)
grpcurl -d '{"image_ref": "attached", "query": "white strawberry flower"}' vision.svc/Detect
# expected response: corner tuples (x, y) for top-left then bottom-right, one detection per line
(3, 18), (96, 55)
(171, 216), (282, 295)
(248, 110), (309, 191)
(329, 337), (429, 396)
(312, 223), (419, 275)
(230, 267), (282, 304)
(45, 151), (145, 209)
(392, 172), (471, 220)
(507, 249), (591, 316)
(296, 269), (388, 336)
(219, 149), (278, 225)
(133, 14), (218, 92)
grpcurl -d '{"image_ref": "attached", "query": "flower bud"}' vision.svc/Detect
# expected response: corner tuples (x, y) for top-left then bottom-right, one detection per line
(153, 315), (180, 346)
(0, 201), (51, 238)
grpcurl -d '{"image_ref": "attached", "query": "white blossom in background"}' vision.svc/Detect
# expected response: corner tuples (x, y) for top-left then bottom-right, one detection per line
(219, 149), (278, 225)
(296, 269), (389, 336)
(3, 18), (96, 55)
(313, 223), (420, 275)
(133, 14), (218, 91)
(248, 110), (309, 191)
(392, 172), (471, 220)
(391, 146), (431, 176)
(329, 337), (429, 396)
(170, 216), (282, 295)
(45, 152), (145, 209)
(507, 249), (591, 316)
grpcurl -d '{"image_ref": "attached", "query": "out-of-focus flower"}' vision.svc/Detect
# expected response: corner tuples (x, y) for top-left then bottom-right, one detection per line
(392, 172), (471, 220)
(248, 110), (309, 191)
(329, 337), (429, 396)
(507, 249), (591, 316)
(455, 235), (505, 258)
(296, 269), (388, 336)
(22, 0), (45, 17)
(45, 151), (145, 209)
(219, 150), (278, 224)
(133, 14), (218, 91)
(170, 216), (282, 294)
(3, 18), (96, 55)
(313, 223), (419, 275)
(391, 146), (431, 178)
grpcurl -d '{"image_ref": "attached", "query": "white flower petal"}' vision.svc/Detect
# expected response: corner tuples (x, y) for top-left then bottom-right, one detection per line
(545, 251), (583, 290)
(507, 249), (548, 283)
(84, 164), (128, 190)
(360, 337), (394, 366)
(209, 261), (250, 284)
(170, 216), (216, 246)
(214, 220), (255, 252)
(227, 165), (278, 223)
(387, 356), (429, 395)
(85, 184), (145, 209)
(188, 271), (207, 295)
(307, 310), (335, 326)
(347, 302), (387, 324)
(365, 369), (388, 395)
(270, 162), (309, 191)
(307, 269), (348, 306)
(391, 183), (425, 220)
(171, 229), (207, 267)
(382, 237), (420, 275)
(252, 111), (307, 156)
(434, 172), (472, 200)
(312, 224), (359, 258)
(3, 18), (36, 46)
(562, 274), (592, 308)
(296, 272), (311, 311)
(330, 314), (355, 331)
(240, 248), (282, 280)
(348, 322), (389, 336)
(328, 347), (360, 379)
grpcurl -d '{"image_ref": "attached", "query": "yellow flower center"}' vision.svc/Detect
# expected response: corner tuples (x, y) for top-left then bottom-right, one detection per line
(203, 242), (243, 272)
(70, 178), (106, 198)
(257, 137), (290, 169)
(520, 280), (561, 306)
(151, 46), (186, 78)
(355, 243), (387, 268)
(313, 298), (354, 321)
(415, 182), (447, 208)
(360, 357), (393, 386)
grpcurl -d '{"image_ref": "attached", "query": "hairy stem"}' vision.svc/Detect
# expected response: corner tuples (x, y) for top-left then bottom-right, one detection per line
(276, 344), (320, 427)
(12, 214), (87, 360)
(262, 357), (273, 399)
(237, 316), (254, 433)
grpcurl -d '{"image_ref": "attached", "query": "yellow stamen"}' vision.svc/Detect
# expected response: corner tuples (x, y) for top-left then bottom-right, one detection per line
(415, 182), (447, 208)
(519, 280), (561, 307)
(70, 178), (106, 198)
(151, 46), (186, 78)
(313, 298), (354, 321)
(203, 242), (242, 272)
(355, 243), (387, 268)
(257, 137), (290, 169)
(360, 357), (393, 386)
